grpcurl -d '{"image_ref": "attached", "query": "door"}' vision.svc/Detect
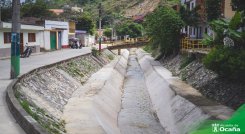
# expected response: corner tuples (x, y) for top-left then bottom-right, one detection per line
(50, 32), (57, 50)
(20, 33), (24, 53)
(58, 31), (62, 49)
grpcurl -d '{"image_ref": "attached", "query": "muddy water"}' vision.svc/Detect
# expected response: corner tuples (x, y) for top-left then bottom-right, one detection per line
(118, 51), (166, 134)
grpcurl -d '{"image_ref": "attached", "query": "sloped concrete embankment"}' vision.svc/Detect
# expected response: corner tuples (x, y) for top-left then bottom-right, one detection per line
(6, 50), (117, 134)
(62, 50), (129, 134)
(136, 50), (211, 134)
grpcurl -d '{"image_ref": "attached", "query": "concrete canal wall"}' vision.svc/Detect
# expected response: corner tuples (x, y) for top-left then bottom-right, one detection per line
(6, 48), (233, 134)
(62, 50), (129, 134)
(136, 49), (233, 134)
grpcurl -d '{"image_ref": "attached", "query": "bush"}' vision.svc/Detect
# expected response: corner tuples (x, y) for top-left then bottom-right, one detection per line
(180, 54), (196, 69)
(206, 0), (222, 21)
(91, 47), (99, 57)
(144, 6), (184, 57)
(203, 47), (245, 80)
(115, 21), (143, 38)
(107, 54), (114, 60)
(143, 44), (153, 53)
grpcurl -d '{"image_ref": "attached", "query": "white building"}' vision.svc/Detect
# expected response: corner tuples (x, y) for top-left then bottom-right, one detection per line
(75, 30), (95, 47)
(180, 0), (235, 39)
(0, 22), (44, 58)
(43, 20), (69, 50)
(180, 0), (214, 39)
(71, 5), (83, 13)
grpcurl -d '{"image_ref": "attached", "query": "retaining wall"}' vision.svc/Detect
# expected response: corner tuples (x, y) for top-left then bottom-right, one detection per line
(5, 54), (91, 134)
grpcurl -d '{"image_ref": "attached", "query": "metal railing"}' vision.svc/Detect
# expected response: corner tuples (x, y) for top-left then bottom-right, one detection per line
(124, 37), (149, 43)
(181, 37), (211, 53)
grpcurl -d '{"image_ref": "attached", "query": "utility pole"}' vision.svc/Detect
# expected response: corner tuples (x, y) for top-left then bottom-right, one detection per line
(0, 3), (1, 22)
(98, 3), (102, 52)
(0, 0), (2, 22)
(10, 0), (21, 79)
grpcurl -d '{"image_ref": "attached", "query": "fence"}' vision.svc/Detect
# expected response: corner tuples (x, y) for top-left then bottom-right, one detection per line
(181, 37), (211, 53)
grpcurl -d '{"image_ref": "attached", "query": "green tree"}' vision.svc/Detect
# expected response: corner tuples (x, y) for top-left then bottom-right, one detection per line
(202, 12), (245, 80)
(21, 0), (56, 18)
(144, 6), (184, 57)
(231, 0), (245, 30)
(202, 12), (243, 48)
(180, 5), (200, 26)
(74, 13), (96, 35)
(116, 21), (143, 38)
(1, 7), (12, 21)
(103, 28), (112, 38)
(205, 0), (222, 22)
(203, 47), (245, 80)
(231, 0), (245, 12)
(0, 0), (12, 21)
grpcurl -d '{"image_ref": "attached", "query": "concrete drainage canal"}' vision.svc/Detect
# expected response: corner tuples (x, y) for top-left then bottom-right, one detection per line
(118, 50), (166, 134)
(6, 49), (232, 134)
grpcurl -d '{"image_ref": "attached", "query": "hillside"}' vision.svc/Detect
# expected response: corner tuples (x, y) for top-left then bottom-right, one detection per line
(82, 0), (179, 18)
(124, 0), (161, 17)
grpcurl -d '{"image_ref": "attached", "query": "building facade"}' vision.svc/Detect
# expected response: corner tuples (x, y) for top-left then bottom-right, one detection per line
(42, 20), (69, 50)
(181, 0), (235, 39)
(0, 22), (44, 58)
(75, 30), (95, 47)
(68, 21), (76, 39)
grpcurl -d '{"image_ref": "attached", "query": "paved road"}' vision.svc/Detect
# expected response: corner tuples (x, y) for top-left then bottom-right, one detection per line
(0, 48), (91, 134)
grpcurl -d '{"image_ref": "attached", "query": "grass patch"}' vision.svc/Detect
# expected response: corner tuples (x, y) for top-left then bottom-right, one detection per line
(91, 47), (100, 57)
(180, 54), (195, 69)
(143, 45), (153, 53)
(107, 54), (114, 60)
(17, 92), (66, 134)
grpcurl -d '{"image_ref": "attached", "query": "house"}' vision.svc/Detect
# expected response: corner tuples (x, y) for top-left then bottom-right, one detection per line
(49, 9), (64, 15)
(37, 20), (69, 50)
(71, 5), (83, 13)
(76, 30), (95, 47)
(181, 0), (235, 39)
(0, 21), (44, 58)
(181, 0), (209, 39)
(223, 0), (235, 19)
(68, 21), (76, 39)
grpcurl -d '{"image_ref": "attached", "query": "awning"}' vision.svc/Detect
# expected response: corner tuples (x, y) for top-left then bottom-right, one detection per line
(51, 27), (67, 30)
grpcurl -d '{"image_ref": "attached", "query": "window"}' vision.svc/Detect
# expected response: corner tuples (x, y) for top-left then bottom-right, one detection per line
(28, 33), (36, 42)
(189, 27), (192, 35)
(199, 27), (202, 38)
(192, 3), (194, 9)
(205, 27), (208, 33)
(4, 32), (11, 43)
